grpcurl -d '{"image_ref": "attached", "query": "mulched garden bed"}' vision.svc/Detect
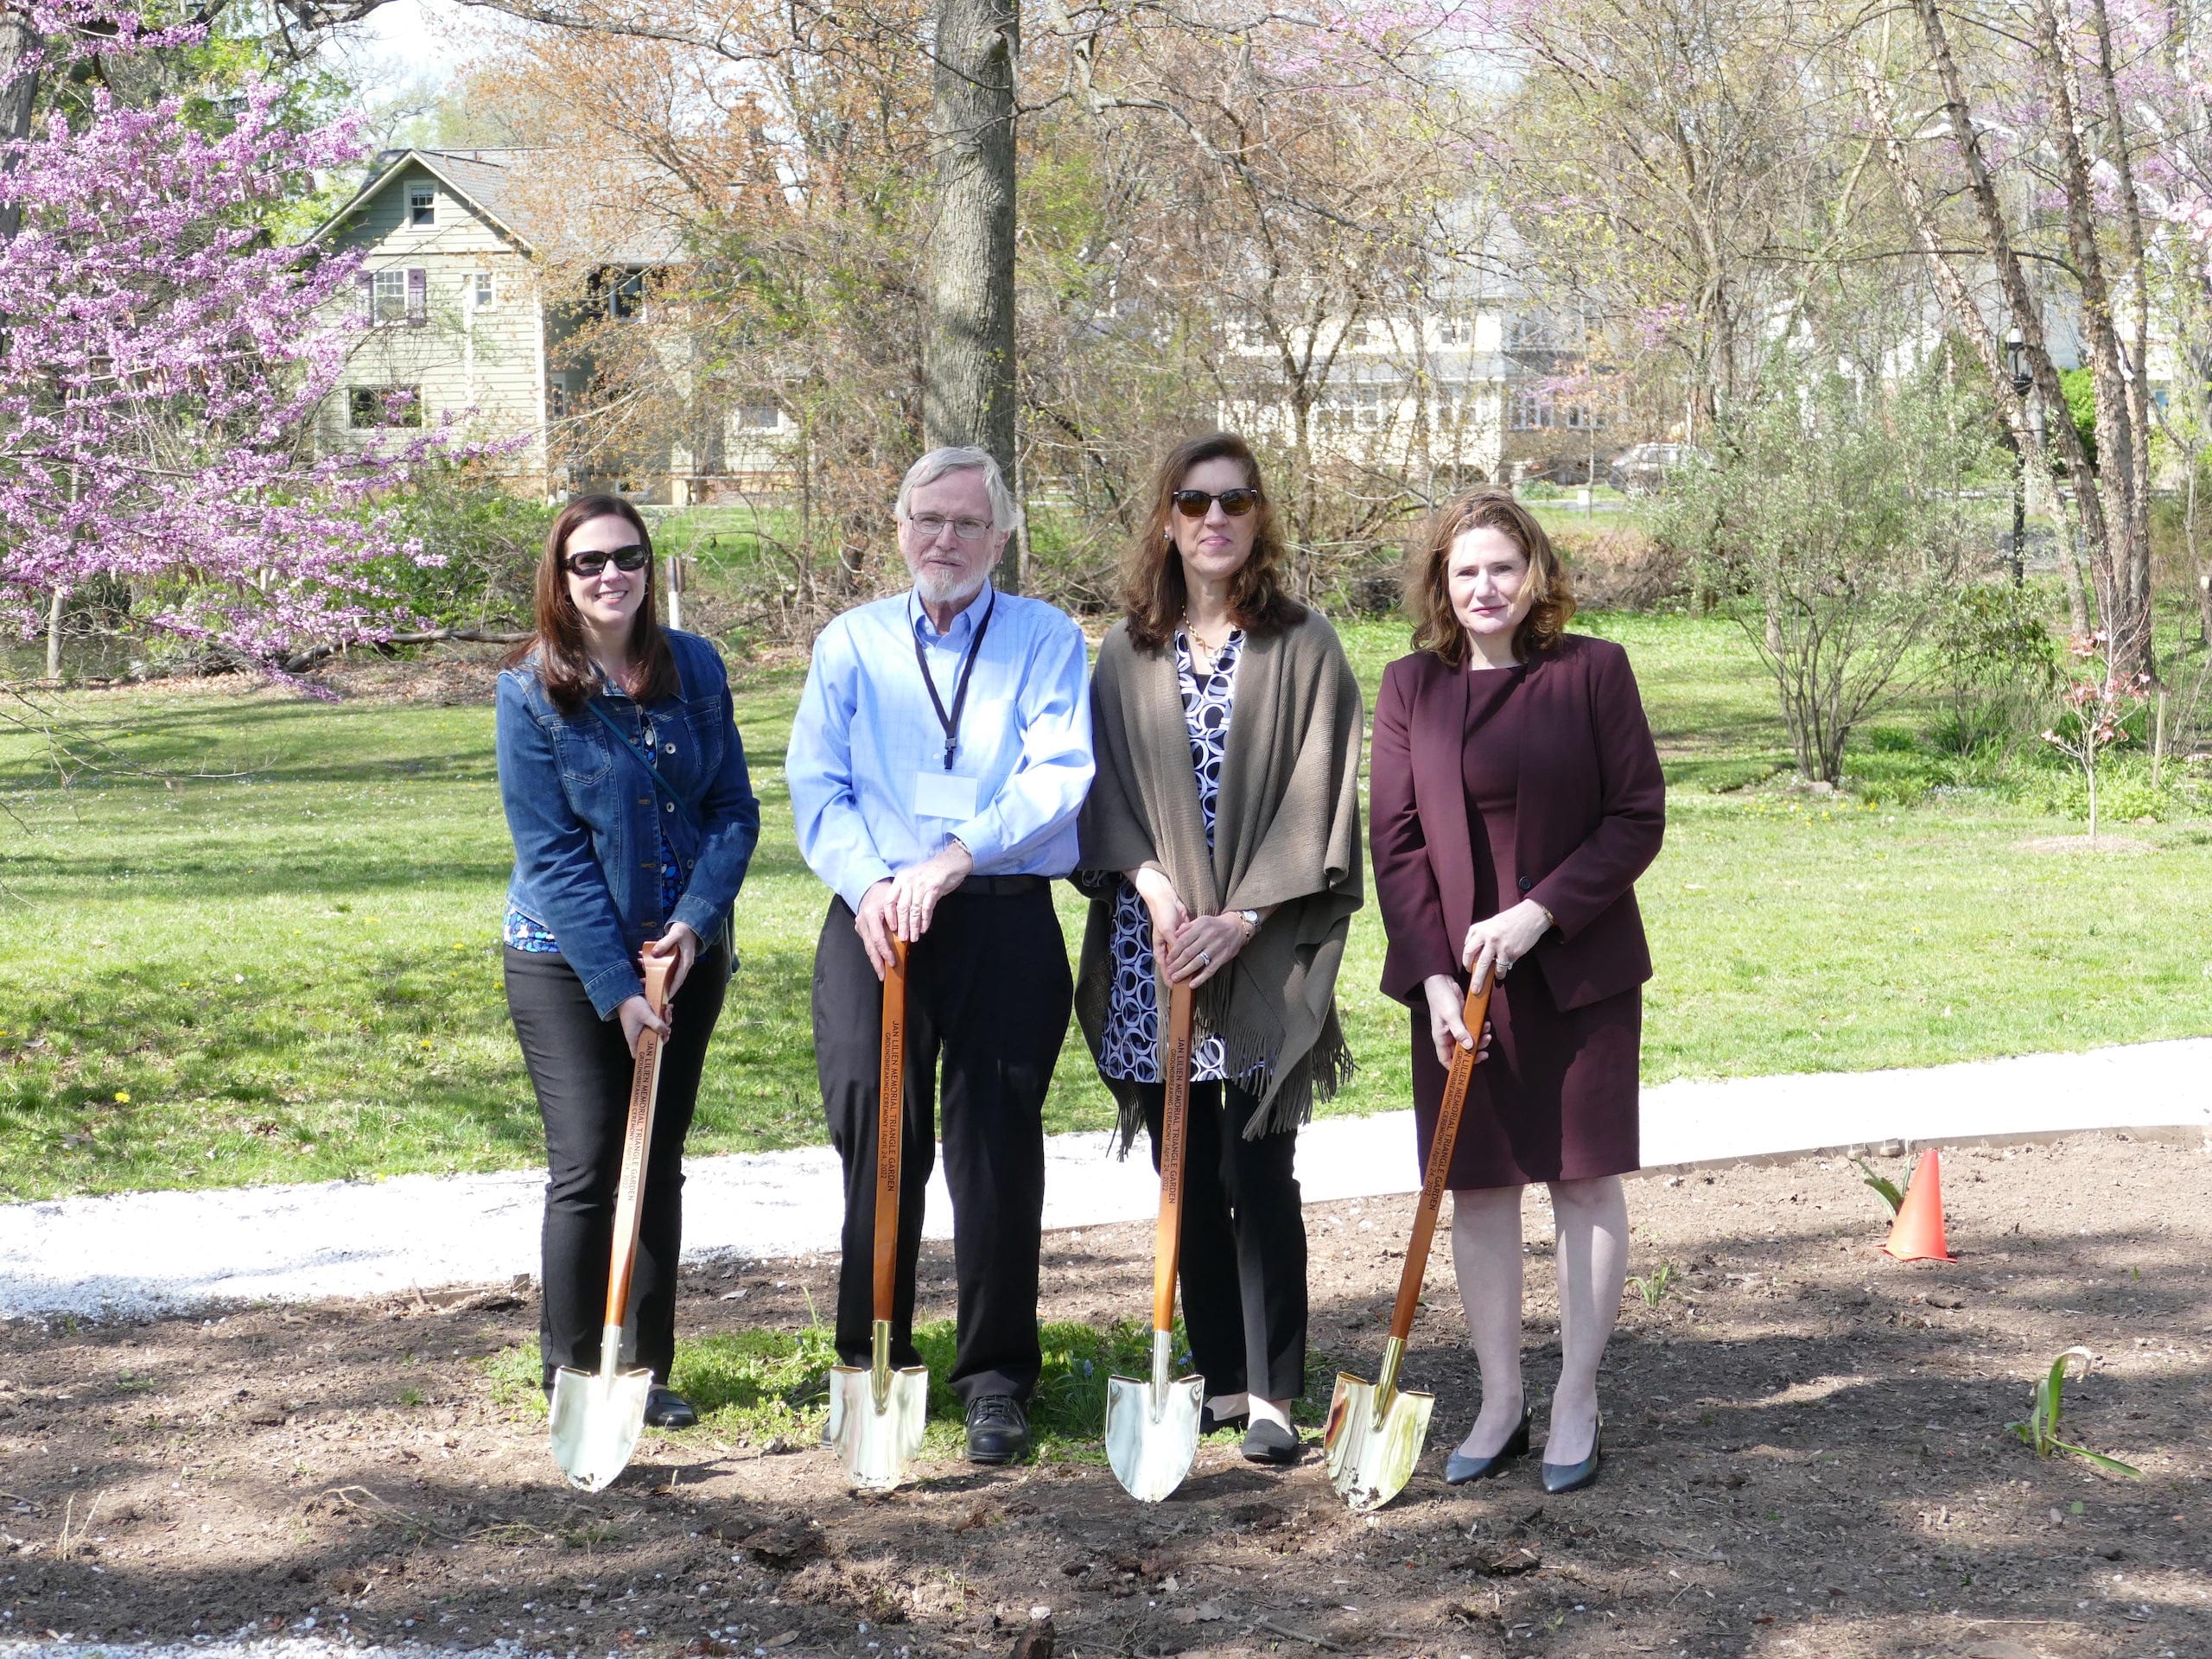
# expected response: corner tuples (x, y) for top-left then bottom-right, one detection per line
(3, 1134), (2204, 1659)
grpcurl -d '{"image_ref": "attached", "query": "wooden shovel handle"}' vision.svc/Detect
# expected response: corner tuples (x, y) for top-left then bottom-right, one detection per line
(1382, 969), (1496, 1347)
(872, 937), (910, 1322)
(601, 947), (677, 1333)
(1151, 979), (1196, 1333)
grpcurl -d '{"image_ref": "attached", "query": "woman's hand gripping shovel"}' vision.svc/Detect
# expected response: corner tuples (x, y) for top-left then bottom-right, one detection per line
(1322, 967), (1497, 1513)
(826, 937), (930, 1491)
(550, 948), (677, 1492)
(1106, 978), (1205, 1502)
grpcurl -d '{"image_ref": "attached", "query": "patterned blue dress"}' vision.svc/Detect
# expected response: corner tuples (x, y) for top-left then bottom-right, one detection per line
(504, 693), (686, 954)
(1096, 628), (1244, 1084)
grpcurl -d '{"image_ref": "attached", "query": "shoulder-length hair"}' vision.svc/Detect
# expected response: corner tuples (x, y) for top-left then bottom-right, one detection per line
(507, 493), (678, 713)
(1407, 487), (1575, 667)
(1122, 431), (1305, 650)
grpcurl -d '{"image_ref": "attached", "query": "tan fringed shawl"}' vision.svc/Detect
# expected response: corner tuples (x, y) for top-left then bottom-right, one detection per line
(1075, 608), (1365, 1148)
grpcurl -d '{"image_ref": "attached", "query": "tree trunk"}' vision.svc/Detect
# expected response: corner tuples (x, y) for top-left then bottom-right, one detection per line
(45, 585), (63, 679)
(923, 0), (1019, 588)
(0, 11), (38, 243)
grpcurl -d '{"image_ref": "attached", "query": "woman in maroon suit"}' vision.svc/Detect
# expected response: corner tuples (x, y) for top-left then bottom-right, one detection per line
(1369, 488), (1664, 1495)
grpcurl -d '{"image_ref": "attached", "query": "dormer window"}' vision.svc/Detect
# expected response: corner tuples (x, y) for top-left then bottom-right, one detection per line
(409, 185), (435, 226)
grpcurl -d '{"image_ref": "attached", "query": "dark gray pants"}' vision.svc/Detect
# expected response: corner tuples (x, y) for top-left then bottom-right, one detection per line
(1136, 1080), (1308, 1402)
(505, 939), (731, 1390)
(813, 887), (1070, 1405)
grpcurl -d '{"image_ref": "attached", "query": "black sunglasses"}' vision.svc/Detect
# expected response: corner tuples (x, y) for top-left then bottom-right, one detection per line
(1171, 487), (1262, 518)
(564, 544), (652, 576)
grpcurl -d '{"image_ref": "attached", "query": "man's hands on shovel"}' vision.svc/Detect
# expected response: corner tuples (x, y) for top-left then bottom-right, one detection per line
(615, 924), (699, 1055)
(855, 840), (974, 979)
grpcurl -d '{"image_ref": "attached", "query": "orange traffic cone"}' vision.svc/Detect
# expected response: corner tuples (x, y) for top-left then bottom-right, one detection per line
(1882, 1148), (1955, 1262)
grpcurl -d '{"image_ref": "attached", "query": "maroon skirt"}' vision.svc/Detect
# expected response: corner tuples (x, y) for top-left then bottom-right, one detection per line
(1410, 967), (1641, 1189)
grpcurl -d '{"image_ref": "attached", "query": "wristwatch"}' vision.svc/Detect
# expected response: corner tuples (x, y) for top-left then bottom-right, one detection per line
(1237, 908), (1262, 936)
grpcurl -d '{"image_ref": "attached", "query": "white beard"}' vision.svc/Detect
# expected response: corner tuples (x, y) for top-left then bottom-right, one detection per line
(914, 565), (990, 609)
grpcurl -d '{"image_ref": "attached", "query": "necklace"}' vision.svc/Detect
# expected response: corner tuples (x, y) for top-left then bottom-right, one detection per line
(1185, 616), (1230, 665)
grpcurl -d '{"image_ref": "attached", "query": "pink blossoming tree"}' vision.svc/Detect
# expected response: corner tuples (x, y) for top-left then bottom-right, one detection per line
(0, 26), (473, 674)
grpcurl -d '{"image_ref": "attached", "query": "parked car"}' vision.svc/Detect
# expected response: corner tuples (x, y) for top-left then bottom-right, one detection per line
(1605, 442), (1707, 497)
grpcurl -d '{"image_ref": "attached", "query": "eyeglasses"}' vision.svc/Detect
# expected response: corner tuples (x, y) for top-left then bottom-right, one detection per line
(564, 545), (651, 576)
(906, 513), (995, 542)
(1171, 488), (1262, 518)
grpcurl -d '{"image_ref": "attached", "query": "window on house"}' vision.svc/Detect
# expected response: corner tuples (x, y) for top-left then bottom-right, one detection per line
(371, 269), (408, 323)
(607, 270), (646, 321)
(549, 382), (571, 421)
(1507, 314), (1567, 351)
(1563, 402), (1607, 431)
(409, 185), (435, 227)
(472, 272), (495, 309)
(349, 386), (423, 429)
(1508, 387), (1554, 429)
(1437, 317), (1474, 346)
(734, 402), (780, 430)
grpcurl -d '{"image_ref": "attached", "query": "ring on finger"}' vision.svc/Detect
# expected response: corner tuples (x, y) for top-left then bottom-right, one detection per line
(1198, 950), (1211, 966)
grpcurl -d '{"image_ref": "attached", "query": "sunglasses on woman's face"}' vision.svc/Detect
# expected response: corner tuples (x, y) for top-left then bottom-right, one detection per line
(564, 545), (652, 576)
(1172, 487), (1262, 518)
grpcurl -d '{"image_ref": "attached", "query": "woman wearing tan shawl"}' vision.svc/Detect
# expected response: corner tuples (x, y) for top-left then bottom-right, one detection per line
(1075, 431), (1363, 1466)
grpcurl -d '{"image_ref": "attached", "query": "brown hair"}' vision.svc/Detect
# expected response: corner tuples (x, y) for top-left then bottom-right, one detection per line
(1407, 487), (1575, 667)
(1122, 431), (1305, 650)
(508, 493), (678, 712)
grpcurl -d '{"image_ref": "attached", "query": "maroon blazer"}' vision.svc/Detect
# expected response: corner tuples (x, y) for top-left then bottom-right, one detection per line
(1369, 634), (1665, 1013)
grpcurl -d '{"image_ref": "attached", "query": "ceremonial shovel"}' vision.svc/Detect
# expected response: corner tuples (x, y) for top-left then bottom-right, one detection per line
(1105, 978), (1205, 1502)
(550, 948), (676, 1492)
(826, 936), (930, 1491)
(1323, 967), (1497, 1513)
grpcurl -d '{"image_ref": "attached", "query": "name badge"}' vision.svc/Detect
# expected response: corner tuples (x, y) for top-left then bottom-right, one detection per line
(914, 770), (978, 821)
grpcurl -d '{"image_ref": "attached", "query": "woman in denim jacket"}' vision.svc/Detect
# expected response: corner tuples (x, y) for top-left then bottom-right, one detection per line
(497, 493), (760, 1426)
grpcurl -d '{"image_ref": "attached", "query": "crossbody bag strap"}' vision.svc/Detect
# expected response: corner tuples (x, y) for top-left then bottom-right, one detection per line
(588, 698), (702, 833)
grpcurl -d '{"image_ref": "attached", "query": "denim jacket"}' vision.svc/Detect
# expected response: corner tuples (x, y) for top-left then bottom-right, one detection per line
(496, 628), (761, 1019)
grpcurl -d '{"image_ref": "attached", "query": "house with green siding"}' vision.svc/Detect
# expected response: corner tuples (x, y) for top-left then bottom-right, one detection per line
(310, 147), (784, 502)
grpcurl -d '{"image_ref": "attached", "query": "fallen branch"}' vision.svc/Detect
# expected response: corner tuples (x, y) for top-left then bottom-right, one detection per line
(276, 626), (531, 674)
(1253, 1614), (1343, 1651)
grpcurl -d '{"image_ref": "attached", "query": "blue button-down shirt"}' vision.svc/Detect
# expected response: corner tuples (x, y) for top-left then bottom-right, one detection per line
(787, 583), (1095, 912)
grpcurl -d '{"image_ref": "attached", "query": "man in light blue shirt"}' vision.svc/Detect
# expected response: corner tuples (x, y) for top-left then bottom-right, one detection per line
(787, 445), (1092, 1468)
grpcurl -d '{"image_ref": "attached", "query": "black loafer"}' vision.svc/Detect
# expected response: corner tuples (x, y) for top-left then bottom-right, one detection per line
(1241, 1419), (1302, 1465)
(1540, 1414), (1602, 1494)
(965, 1395), (1030, 1465)
(1444, 1408), (1531, 1485)
(644, 1386), (699, 1429)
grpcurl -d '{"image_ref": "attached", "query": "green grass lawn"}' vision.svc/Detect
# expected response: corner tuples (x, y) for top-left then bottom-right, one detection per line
(3, 613), (2209, 1201)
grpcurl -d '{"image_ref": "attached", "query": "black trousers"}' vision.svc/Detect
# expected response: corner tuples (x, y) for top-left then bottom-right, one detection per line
(505, 938), (732, 1390)
(1137, 1079), (1308, 1403)
(814, 887), (1071, 1405)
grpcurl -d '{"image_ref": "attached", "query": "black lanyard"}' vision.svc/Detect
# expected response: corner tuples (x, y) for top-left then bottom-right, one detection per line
(913, 588), (995, 771)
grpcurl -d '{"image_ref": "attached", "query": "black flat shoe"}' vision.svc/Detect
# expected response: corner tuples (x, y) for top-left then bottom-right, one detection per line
(965, 1395), (1031, 1465)
(1199, 1402), (1249, 1436)
(1444, 1408), (1531, 1485)
(644, 1386), (699, 1429)
(1241, 1419), (1302, 1465)
(1540, 1414), (1602, 1494)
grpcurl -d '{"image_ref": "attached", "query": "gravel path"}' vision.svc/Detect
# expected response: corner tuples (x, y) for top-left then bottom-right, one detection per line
(3, 1036), (2206, 1323)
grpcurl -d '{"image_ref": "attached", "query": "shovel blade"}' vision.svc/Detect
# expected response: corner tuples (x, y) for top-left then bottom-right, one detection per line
(549, 1363), (655, 1493)
(827, 1362), (930, 1491)
(1322, 1371), (1435, 1513)
(1103, 1371), (1205, 1503)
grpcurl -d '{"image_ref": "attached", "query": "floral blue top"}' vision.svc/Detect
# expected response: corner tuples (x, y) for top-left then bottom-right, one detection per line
(503, 698), (686, 955)
(1096, 628), (1244, 1084)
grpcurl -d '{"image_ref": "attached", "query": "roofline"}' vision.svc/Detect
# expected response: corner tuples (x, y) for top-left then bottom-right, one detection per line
(303, 148), (537, 252)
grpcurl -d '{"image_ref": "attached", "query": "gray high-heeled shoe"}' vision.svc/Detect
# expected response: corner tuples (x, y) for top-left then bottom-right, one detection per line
(1443, 1408), (1531, 1484)
(1539, 1413), (1603, 1494)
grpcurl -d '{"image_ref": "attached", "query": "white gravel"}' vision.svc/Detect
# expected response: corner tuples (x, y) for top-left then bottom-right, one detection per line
(2, 1037), (2205, 1325)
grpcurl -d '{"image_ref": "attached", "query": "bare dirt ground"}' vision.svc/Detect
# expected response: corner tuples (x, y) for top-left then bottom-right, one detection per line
(3, 1135), (2206, 1659)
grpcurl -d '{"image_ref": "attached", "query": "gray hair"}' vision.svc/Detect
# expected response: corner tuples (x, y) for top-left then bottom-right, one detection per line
(894, 446), (1023, 533)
